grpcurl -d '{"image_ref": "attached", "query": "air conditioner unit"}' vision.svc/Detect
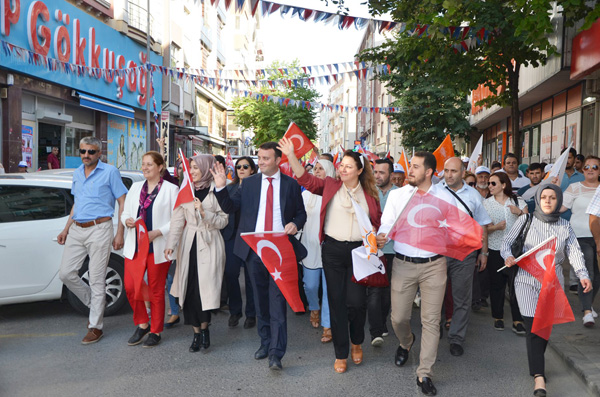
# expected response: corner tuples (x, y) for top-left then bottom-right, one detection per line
(36, 109), (73, 124)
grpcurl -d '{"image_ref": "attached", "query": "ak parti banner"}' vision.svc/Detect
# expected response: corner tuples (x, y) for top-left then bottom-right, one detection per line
(125, 218), (150, 301)
(240, 232), (305, 312)
(433, 135), (455, 173)
(515, 236), (574, 340)
(388, 189), (482, 261)
(280, 122), (315, 164)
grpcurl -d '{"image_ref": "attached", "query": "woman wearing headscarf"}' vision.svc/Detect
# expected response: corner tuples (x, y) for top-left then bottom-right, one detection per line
(502, 184), (592, 396)
(300, 159), (336, 343)
(165, 154), (228, 352)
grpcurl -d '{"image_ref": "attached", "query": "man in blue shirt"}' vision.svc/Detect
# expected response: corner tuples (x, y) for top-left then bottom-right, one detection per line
(57, 136), (127, 345)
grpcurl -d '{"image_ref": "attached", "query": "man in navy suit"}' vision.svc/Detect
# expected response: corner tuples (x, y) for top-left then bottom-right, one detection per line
(212, 142), (307, 371)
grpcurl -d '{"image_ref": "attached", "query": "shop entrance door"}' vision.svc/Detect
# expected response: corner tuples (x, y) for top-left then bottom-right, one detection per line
(38, 123), (62, 170)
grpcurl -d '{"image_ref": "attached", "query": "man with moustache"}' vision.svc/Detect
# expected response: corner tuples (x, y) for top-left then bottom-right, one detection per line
(57, 136), (127, 344)
(517, 163), (544, 213)
(474, 166), (490, 198)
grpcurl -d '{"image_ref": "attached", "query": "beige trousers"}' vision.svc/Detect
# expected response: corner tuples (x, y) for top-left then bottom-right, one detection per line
(59, 221), (114, 330)
(391, 256), (447, 379)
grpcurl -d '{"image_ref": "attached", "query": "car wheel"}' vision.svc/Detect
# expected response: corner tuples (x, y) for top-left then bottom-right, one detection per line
(66, 255), (127, 317)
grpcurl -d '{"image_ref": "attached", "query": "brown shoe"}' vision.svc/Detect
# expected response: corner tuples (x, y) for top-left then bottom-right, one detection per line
(310, 310), (320, 328)
(351, 343), (363, 365)
(82, 328), (103, 345)
(321, 327), (332, 343)
(334, 359), (347, 373)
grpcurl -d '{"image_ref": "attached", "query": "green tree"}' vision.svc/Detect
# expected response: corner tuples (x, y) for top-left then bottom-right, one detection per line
(231, 60), (320, 146)
(359, 0), (600, 161)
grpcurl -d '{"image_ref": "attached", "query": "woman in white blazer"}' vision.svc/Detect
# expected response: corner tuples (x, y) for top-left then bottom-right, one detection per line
(121, 151), (178, 348)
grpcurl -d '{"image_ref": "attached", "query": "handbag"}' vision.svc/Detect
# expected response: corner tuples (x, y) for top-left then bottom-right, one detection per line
(510, 213), (533, 258)
(351, 255), (390, 287)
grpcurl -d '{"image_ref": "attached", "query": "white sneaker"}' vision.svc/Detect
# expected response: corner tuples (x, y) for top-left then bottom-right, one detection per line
(371, 336), (384, 347)
(413, 292), (421, 308)
(592, 308), (598, 318)
(583, 313), (595, 328)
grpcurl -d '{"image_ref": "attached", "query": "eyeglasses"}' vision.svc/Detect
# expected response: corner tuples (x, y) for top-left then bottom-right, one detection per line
(467, 182), (476, 187)
(79, 149), (98, 155)
(487, 181), (498, 186)
(584, 165), (599, 171)
(236, 164), (250, 170)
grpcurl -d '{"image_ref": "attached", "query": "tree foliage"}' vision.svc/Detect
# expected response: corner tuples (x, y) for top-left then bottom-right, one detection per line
(359, 0), (600, 160)
(231, 60), (320, 146)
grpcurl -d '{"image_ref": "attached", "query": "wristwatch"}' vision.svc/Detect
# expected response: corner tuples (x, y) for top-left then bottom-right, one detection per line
(480, 252), (489, 256)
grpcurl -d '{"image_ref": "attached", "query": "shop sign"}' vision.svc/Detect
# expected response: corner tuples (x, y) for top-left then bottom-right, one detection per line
(1, 0), (162, 109)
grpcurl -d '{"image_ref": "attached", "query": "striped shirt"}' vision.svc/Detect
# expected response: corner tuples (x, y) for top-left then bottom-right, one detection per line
(500, 216), (589, 317)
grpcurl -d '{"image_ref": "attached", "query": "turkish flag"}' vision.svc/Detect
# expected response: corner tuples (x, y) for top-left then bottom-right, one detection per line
(241, 232), (305, 312)
(280, 122), (315, 164)
(308, 149), (318, 166)
(173, 149), (195, 209)
(364, 150), (380, 162)
(515, 236), (574, 340)
(125, 219), (150, 301)
(388, 189), (482, 260)
(433, 135), (455, 173)
(279, 162), (295, 178)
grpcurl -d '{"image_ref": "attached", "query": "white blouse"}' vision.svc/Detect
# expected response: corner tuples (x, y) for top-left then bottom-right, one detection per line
(483, 195), (527, 251)
(300, 190), (323, 269)
(563, 182), (597, 238)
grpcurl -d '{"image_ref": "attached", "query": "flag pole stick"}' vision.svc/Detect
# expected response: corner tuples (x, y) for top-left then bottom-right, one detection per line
(497, 236), (555, 272)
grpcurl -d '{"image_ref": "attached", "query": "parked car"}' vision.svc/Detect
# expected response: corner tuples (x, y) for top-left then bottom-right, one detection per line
(0, 170), (144, 316)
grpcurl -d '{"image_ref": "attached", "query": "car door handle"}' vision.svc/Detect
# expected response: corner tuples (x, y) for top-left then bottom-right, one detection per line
(52, 238), (58, 242)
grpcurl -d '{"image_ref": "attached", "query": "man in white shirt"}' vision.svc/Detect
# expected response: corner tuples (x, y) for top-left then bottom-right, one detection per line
(442, 158), (491, 357)
(376, 152), (449, 396)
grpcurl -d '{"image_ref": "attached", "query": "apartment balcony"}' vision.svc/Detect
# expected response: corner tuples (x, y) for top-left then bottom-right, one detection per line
(217, 42), (226, 65)
(201, 26), (213, 52)
(125, 1), (162, 44)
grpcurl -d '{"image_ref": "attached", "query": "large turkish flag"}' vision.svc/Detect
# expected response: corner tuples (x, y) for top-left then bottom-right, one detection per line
(387, 189), (482, 260)
(241, 232), (305, 312)
(280, 122), (315, 164)
(515, 236), (574, 340)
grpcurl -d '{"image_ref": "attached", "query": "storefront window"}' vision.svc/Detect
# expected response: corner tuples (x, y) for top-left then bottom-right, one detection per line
(65, 127), (92, 168)
(532, 126), (540, 157)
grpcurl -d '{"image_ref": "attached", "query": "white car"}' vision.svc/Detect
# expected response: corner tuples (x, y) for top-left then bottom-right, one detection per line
(0, 170), (144, 316)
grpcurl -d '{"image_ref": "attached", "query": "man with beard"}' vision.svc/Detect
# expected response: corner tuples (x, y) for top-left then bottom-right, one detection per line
(391, 164), (406, 187)
(475, 166), (490, 198)
(517, 163), (544, 213)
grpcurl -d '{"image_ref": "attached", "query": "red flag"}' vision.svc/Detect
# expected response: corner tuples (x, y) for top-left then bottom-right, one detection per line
(173, 149), (195, 209)
(240, 232), (305, 312)
(308, 149), (318, 166)
(515, 236), (574, 340)
(388, 189), (482, 260)
(225, 152), (235, 181)
(125, 219), (150, 301)
(364, 150), (379, 162)
(279, 162), (295, 178)
(433, 135), (455, 173)
(385, 150), (392, 160)
(280, 122), (315, 164)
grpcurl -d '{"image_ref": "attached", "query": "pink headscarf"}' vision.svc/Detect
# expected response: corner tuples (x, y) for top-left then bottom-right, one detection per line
(191, 154), (215, 190)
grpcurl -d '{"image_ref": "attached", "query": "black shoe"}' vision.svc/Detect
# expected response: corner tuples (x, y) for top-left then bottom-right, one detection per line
(395, 332), (415, 367)
(417, 377), (437, 396)
(533, 389), (547, 397)
(228, 313), (242, 327)
(513, 322), (526, 336)
(569, 284), (578, 294)
(471, 301), (482, 312)
(480, 299), (489, 308)
(143, 333), (161, 348)
(254, 345), (269, 360)
(200, 328), (210, 349)
(189, 333), (201, 352)
(128, 326), (150, 346)
(494, 319), (505, 331)
(449, 343), (464, 356)
(244, 316), (256, 329)
(268, 355), (282, 371)
(164, 316), (180, 329)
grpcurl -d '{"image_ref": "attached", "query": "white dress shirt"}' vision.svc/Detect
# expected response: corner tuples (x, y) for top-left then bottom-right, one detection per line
(255, 171), (284, 233)
(378, 183), (460, 258)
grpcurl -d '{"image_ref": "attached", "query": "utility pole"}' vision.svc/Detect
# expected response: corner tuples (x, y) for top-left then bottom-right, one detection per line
(145, 0), (151, 151)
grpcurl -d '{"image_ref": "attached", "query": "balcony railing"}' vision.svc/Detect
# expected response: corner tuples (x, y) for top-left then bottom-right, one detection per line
(126, 1), (162, 43)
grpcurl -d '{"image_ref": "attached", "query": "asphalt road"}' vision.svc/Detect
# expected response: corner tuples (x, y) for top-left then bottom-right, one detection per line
(0, 295), (594, 397)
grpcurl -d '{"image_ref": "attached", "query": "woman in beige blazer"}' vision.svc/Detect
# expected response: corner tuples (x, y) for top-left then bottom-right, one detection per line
(165, 154), (228, 352)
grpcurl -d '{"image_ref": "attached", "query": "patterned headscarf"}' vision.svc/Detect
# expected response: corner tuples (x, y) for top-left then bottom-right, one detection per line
(191, 154), (215, 190)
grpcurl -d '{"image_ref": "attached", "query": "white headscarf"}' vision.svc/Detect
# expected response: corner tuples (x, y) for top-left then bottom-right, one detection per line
(305, 159), (336, 209)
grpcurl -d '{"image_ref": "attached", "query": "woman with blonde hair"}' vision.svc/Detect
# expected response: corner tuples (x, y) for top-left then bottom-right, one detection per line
(278, 138), (381, 374)
(165, 154), (228, 352)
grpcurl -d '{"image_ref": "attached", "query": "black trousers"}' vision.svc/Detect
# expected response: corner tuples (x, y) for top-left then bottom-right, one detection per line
(367, 253), (393, 337)
(322, 236), (367, 359)
(223, 238), (256, 318)
(488, 250), (523, 322)
(523, 316), (548, 377)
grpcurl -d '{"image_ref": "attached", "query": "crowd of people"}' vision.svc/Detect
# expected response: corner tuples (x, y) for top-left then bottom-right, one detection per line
(56, 136), (600, 397)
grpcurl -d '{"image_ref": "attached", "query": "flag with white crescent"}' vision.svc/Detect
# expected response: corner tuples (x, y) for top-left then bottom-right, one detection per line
(280, 122), (315, 164)
(514, 236), (574, 340)
(173, 149), (195, 209)
(387, 189), (483, 261)
(240, 232), (305, 312)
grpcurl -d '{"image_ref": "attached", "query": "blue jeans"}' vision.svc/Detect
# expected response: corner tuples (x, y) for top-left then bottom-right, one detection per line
(303, 267), (330, 328)
(166, 272), (179, 316)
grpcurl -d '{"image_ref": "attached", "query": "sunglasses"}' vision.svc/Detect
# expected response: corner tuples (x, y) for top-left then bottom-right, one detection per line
(584, 165), (599, 171)
(236, 164), (250, 170)
(79, 149), (98, 155)
(467, 182), (476, 187)
(487, 181), (498, 186)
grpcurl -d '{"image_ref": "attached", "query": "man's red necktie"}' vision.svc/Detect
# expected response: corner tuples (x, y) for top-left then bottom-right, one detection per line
(265, 177), (274, 231)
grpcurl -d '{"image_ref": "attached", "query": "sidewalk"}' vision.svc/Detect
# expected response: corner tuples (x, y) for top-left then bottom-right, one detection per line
(548, 275), (600, 396)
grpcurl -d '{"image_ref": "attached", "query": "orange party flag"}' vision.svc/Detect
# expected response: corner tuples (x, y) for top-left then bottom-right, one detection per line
(433, 135), (455, 173)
